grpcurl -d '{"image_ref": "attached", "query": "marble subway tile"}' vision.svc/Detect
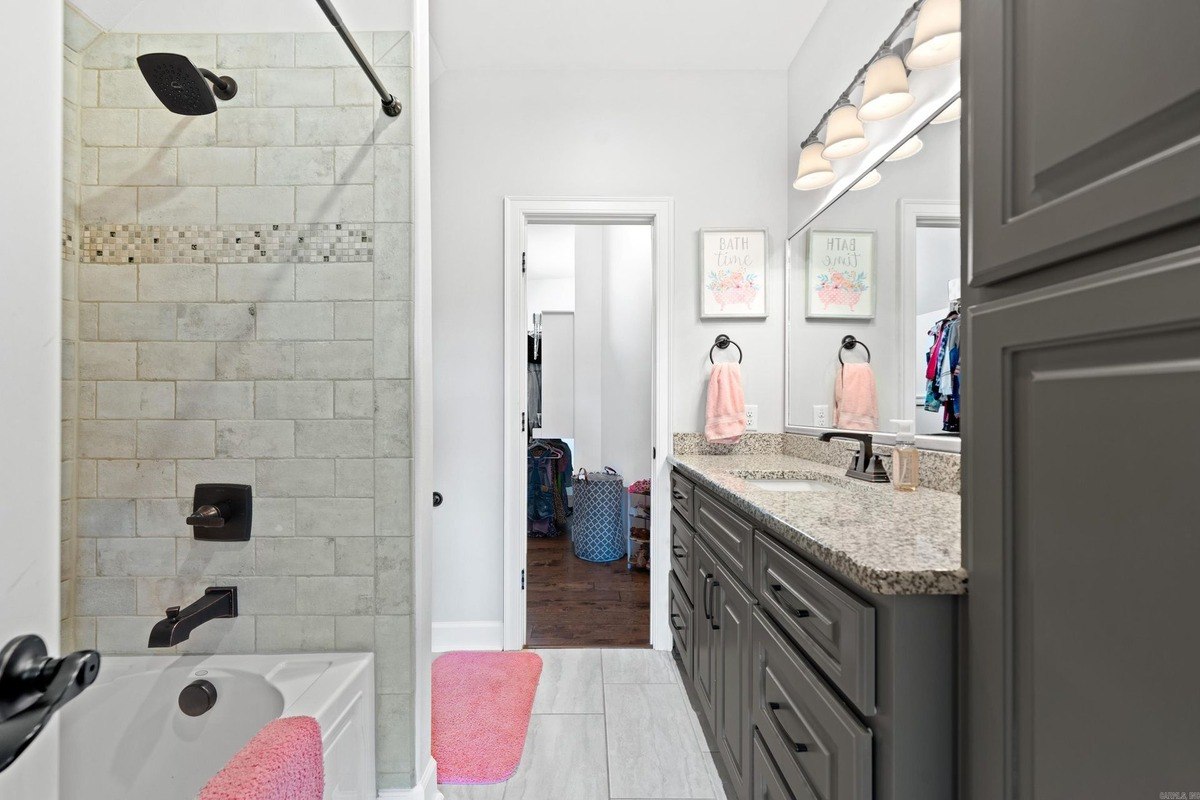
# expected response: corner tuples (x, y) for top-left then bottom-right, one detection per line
(136, 420), (215, 459)
(295, 497), (373, 537)
(255, 459), (336, 498)
(175, 460), (255, 495)
(216, 341), (295, 379)
(257, 146), (335, 186)
(256, 615), (336, 652)
(295, 263), (373, 301)
(138, 110), (216, 147)
(216, 108), (295, 147)
(296, 419), (373, 457)
(335, 458), (375, 496)
(216, 419), (295, 458)
(95, 381), (175, 419)
(217, 34), (295, 68)
(256, 537), (336, 576)
(217, 264), (295, 302)
(295, 341), (372, 379)
(97, 538), (176, 577)
(295, 107), (374, 146)
(257, 68), (335, 107)
(255, 380), (335, 419)
(216, 187), (296, 224)
(138, 187), (217, 225)
(255, 302), (334, 341)
(81, 108), (137, 147)
(175, 381), (255, 420)
(138, 263), (217, 302)
(176, 303), (255, 341)
(178, 147), (256, 186)
(97, 460), (176, 498)
(334, 301), (373, 340)
(137, 342), (217, 380)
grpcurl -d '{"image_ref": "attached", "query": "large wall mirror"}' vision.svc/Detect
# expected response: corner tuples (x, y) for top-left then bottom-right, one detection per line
(786, 97), (961, 451)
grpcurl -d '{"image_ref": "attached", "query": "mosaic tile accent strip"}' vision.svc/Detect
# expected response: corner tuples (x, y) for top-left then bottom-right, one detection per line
(81, 223), (373, 265)
(62, 219), (77, 262)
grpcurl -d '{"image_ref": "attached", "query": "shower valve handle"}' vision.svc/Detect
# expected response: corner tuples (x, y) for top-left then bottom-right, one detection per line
(0, 635), (100, 774)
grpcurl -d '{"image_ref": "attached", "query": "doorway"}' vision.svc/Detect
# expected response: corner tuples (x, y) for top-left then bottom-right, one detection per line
(502, 198), (674, 651)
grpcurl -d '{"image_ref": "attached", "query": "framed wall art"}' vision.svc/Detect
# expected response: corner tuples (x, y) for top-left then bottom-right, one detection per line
(806, 229), (876, 319)
(700, 228), (768, 319)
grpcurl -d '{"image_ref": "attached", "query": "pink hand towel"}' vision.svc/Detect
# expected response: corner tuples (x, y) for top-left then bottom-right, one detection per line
(834, 363), (879, 431)
(199, 716), (324, 800)
(705, 362), (747, 444)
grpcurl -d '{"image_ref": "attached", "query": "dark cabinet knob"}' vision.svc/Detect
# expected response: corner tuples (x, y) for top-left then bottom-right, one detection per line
(178, 679), (218, 717)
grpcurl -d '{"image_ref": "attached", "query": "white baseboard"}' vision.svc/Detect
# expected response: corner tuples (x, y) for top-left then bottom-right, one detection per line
(377, 757), (440, 800)
(432, 620), (504, 652)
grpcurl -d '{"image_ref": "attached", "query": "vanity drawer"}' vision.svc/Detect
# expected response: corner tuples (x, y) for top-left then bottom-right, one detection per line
(671, 471), (696, 525)
(752, 609), (872, 800)
(670, 512), (695, 600)
(754, 533), (876, 715)
(669, 572), (694, 678)
(753, 730), (815, 800)
(694, 488), (754, 584)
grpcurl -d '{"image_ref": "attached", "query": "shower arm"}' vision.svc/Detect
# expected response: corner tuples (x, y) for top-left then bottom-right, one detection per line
(314, 0), (403, 117)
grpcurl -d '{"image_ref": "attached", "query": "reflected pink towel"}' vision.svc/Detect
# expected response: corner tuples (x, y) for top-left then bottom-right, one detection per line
(834, 363), (879, 431)
(199, 716), (323, 800)
(705, 362), (747, 444)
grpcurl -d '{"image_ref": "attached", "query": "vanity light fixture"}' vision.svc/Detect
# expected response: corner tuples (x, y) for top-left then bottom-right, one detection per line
(849, 169), (882, 191)
(822, 100), (869, 159)
(886, 135), (924, 162)
(930, 97), (962, 124)
(906, 0), (961, 69)
(858, 49), (914, 122)
(794, 136), (836, 190)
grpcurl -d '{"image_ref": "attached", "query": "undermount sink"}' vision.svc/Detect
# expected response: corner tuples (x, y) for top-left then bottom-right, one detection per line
(744, 479), (839, 493)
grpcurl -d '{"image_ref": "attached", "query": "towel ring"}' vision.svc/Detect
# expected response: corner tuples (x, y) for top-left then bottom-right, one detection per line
(709, 334), (743, 364)
(838, 335), (870, 365)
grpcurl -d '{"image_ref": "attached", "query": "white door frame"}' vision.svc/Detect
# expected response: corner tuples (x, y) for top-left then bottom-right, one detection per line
(502, 196), (674, 651)
(897, 199), (961, 450)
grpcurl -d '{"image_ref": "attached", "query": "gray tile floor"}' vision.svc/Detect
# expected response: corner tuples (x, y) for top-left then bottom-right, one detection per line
(438, 649), (728, 800)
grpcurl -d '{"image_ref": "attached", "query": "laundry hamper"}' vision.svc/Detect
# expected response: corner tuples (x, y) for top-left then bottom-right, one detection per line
(570, 468), (627, 563)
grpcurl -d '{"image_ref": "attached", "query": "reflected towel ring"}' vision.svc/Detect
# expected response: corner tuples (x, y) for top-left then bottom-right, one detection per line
(709, 334), (743, 364)
(838, 335), (871, 365)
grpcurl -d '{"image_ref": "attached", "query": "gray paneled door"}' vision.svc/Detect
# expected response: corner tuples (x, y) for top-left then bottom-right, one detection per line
(966, 0), (1200, 285)
(963, 0), (1200, 797)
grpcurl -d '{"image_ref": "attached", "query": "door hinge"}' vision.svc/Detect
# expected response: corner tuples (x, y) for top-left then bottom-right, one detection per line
(521, 411), (526, 432)
(653, 446), (657, 459)
(521, 252), (527, 273)
(521, 569), (526, 590)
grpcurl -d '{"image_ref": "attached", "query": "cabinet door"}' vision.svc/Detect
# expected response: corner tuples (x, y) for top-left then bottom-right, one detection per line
(965, 0), (1200, 285)
(714, 559), (755, 800)
(691, 536), (720, 734)
(964, 249), (1200, 799)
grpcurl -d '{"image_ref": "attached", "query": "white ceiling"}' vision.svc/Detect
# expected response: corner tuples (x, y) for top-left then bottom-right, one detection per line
(70, 0), (412, 33)
(431, 0), (828, 72)
(525, 225), (576, 279)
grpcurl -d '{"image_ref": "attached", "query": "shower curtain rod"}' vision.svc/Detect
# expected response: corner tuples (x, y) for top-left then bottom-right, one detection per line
(314, 0), (403, 117)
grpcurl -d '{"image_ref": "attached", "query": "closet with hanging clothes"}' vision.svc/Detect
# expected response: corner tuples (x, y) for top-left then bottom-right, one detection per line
(924, 299), (961, 433)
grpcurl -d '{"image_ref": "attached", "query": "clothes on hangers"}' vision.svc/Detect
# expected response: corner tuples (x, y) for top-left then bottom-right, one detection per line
(526, 439), (574, 536)
(925, 312), (961, 433)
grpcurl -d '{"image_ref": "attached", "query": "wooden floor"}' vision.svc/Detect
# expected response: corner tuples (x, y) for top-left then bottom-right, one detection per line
(526, 533), (650, 648)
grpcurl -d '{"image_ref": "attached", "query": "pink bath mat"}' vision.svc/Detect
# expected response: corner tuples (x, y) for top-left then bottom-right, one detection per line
(432, 651), (543, 784)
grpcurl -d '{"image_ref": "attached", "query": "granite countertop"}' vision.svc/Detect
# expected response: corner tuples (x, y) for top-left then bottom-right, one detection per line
(669, 453), (966, 596)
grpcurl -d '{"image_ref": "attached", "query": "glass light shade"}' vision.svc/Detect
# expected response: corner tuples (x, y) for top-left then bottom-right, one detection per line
(858, 53), (914, 121)
(822, 104), (869, 159)
(931, 97), (962, 124)
(849, 169), (882, 191)
(793, 142), (835, 190)
(885, 135), (924, 161)
(907, 0), (961, 69)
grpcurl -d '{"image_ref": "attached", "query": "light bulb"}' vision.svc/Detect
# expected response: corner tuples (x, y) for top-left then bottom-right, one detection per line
(859, 51), (914, 121)
(822, 103), (869, 159)
(931, 97), (961, 124)
(794, 141), (835, 190)
(885, 135), (924, 162)
(907, 0), (961, 69)
(849, 169), (882, 191)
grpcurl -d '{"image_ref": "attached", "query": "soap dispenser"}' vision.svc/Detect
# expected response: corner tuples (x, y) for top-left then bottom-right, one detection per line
(890, 420), (919, 491)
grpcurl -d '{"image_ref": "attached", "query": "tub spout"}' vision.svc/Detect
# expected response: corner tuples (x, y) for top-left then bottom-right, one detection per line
(148, 587), (238, 648)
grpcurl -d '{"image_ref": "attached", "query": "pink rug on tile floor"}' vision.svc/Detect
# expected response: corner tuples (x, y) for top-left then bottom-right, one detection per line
(432, 650), (543, 784)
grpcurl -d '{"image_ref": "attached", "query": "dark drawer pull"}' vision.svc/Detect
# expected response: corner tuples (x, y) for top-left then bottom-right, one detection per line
(769, 583), (812, 618)
(710, 581), (721, 630)
(671, 544), (687, 558)
(702, 574), (714, 620)
(670, 613), (685, 632)
(767, 702), (809, 753)
(672, 489), (687, 501)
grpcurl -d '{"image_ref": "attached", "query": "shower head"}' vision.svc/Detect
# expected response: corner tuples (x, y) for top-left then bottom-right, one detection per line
(136, 53), (237, 116)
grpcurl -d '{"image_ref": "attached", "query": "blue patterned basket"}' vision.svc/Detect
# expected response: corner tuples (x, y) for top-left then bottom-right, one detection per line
(570, 468), (627, 563)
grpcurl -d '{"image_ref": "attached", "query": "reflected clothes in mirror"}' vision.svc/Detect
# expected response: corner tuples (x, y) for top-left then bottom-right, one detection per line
(527, 439), (573, 537)
(834, 362), (880, 430)
(925, 314), (961, 432)
(527, 333), (542, 429)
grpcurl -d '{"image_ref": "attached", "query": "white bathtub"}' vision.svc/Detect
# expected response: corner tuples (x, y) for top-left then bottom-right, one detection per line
(59, 652), (375, 800)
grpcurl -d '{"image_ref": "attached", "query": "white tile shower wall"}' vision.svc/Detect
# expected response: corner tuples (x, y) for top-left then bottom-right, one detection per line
(68, 28), (414, 788)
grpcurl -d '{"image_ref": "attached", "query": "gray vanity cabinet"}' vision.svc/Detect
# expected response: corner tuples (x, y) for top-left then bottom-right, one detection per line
(963, 1), (1200, 797)
(669, 466), (956, 800)
(691, 534), (720, 734)
(714, 558), (754, 800)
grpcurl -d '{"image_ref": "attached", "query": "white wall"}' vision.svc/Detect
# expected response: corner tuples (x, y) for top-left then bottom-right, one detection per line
(786, 119), (959, 428)
(601, 225), (653, 484)
(0, 2), (63, 795)
(431, 68), (788, 625)
(573, 226), (604, 470)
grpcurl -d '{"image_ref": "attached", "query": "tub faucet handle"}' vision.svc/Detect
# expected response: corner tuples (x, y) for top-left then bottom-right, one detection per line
(186, 504), (227, 528)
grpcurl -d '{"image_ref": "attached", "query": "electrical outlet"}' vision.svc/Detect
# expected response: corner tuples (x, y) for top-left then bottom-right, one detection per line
(813, 404), (830, 427)
(745, 405), (759, 431)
